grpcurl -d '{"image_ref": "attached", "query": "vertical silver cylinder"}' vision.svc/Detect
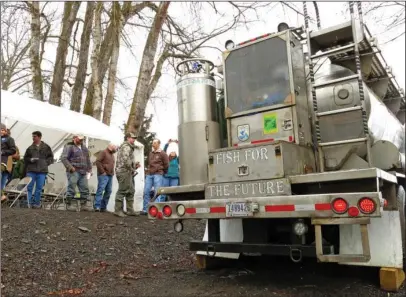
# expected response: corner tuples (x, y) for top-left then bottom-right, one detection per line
(176, 72), (221, 185)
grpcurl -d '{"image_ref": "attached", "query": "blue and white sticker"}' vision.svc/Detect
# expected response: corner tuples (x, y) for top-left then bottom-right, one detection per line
(237, 124), (250, 142)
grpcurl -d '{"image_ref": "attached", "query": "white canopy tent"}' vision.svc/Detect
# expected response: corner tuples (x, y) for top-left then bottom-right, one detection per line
(1, 90), (145, 212)
(0, 90), (141, 151)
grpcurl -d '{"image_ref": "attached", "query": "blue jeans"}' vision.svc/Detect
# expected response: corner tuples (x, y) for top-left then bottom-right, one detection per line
(165, 177), (179, 187)
(94, 175), (113, 210)
(1, 171), (10, 191)
(26, 172), (47, 206)
(143, 174), (165, 212)
(66, 171), (89, 204)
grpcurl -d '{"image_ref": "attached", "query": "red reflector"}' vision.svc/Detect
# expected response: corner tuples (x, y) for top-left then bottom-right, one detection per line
(288, 136), (294, 142)
(331, 198), (348, 214)
(185, 208), (196, 214)
(163, 206), (172, 217)
(383, 199), (388, 207)
(149, 206), (158, 217)
(210, 207), (226, 213)
(315, 203), (331, 211)
(358, 197), (376, 214)
(265, 205), (295, 212)
(348, 206), (360, 217)
(251, 138), (274, 144)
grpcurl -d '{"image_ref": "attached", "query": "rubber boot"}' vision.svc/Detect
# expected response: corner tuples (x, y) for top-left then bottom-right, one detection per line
(65, 197), (77, 212)
(80, 199), (93, 212)
(125, 200), (138, 216)
(114, 200), (127, 217)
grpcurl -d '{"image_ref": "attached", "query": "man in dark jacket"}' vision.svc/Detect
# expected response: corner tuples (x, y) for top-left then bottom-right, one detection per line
(1, 123), (16, 192)
(60, 134), (92, 211)
(23, 131), (54, 208)
(142, 139), (169, 214)
(94, 143), (117, 212)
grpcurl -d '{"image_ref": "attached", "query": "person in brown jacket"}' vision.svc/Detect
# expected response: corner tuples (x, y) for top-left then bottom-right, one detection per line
(94, 143), (117, 212)
(142, 139), (169, 214)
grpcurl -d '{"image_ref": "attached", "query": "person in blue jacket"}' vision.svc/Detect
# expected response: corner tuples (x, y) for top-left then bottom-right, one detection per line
(163, 139), (179, 189)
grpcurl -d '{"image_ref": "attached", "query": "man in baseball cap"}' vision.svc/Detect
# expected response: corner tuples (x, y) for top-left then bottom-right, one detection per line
(60, 134), (92, 211)
(114, 131), (140, 217)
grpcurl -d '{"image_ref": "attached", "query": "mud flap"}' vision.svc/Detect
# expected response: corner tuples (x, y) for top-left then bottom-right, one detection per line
(339, 210), (403, 268)
(197, 219), (243, 259)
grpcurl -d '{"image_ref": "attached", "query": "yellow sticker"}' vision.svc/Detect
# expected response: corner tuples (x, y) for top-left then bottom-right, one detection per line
(263, 113), (278, 134)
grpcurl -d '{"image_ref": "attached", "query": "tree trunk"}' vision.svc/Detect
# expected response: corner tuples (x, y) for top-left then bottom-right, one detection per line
(126, 2), (171, 134)
(48, 1), (81, 106)
(70, 2), (95, 112)
(83, 2), (151, 116)
(102, 2), (123, 125)
(90, 2), (103, 120)
(28, 1), (44, 101)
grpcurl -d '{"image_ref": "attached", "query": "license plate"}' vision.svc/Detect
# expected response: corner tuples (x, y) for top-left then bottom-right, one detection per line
(226, 202), (253, 217)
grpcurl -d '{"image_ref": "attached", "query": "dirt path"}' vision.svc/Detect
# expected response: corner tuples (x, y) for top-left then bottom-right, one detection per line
(1, 208), (405, 296)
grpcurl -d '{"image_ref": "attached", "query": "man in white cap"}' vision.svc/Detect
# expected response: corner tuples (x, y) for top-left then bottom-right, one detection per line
(60, 134), (92, 211)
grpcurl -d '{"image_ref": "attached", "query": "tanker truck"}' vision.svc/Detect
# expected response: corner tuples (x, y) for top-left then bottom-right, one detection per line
(148, 3), (406, 291)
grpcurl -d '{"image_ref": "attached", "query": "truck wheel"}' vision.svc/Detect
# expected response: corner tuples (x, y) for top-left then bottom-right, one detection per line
(397, 185), (406, 270)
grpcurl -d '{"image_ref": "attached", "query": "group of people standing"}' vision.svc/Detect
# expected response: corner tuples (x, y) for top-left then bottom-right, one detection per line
(1, 123), (54, 208)
(104, 134), (179, 217)
(60, 132), (180, 216)
(1, 122), (180, 216)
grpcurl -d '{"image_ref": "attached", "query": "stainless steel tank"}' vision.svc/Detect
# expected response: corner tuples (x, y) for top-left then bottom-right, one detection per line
(176, 59), (221, 185)
(312, 64), (405, 170)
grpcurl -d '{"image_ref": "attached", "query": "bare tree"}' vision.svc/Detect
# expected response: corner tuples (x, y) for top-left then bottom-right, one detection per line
(70, 2), (95, 112)
(48, 1), (81, 106)
(126, 2), (171, 133)
(102, 2), (123, 125)
(1, 3), (31, 93)
(82, 2), (151, 116)
(363, 2), (405, 44)
(90, 2), (103, 120)
(27, 1), (44, 101)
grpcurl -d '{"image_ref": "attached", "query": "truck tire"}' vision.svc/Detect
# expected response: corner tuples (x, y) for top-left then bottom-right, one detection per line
(397, 185), (406, 270)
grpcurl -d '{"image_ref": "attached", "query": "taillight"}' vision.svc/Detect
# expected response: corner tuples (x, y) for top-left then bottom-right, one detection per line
(358, 197), (376, 214)
(331, 198), (348, 214)
(348, 206), (359, 217)
(163, 205), (172, 217)
(149, 206), (158, 217)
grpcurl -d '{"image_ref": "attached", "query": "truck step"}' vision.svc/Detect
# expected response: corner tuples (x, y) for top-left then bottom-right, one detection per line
(310, 43), (355, 60)
(318, 137), (368, 147)
(316, 106), (362, 117)
(313, 74), (359, 89)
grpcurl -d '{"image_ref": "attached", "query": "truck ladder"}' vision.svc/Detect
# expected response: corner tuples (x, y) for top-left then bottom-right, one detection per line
(303, 1), (372, 172)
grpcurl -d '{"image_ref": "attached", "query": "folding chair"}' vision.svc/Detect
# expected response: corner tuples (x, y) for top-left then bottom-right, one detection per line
(1, 178), (20, 203)
(2, 178), (20, 194)
(88, 185), (96, 208)
(41, 182), (55, 210)
(48, 182), (67, 210)
(8, 177), (33, 208)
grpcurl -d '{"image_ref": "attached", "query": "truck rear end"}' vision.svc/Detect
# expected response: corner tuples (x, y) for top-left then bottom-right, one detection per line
(148, 19), (405, 291)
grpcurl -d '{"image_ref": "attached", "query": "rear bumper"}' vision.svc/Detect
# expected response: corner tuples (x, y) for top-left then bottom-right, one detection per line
(148, 192), (383, 220)
(189, 241), (334, 258)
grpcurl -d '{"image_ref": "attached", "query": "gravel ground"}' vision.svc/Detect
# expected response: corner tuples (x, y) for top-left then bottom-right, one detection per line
(1, 208), (405, 297)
